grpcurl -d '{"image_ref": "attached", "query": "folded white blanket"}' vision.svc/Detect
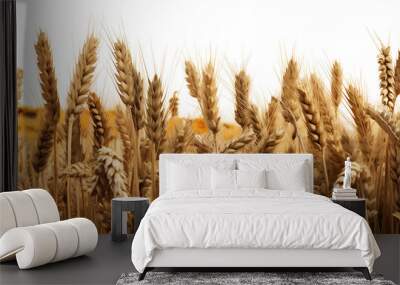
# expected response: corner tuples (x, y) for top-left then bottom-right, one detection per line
(131, 190), (380, 272)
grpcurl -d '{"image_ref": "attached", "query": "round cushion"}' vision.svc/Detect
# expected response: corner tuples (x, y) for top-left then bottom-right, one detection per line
(66, 218), (98, 257)
(0, 196), (17, 237)
(0, 226), (57, 269)
(24, 189), (60, 224)
(0, 191), (39, 227)
(42, 221), (79, 262)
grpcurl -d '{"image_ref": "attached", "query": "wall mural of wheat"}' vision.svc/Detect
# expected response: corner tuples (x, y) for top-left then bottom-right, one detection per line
(17, 32), (400, 234)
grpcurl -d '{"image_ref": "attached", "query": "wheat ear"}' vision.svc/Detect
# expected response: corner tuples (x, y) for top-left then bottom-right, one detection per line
(199, 62), (220, 151)
(172, 120), (194, 153)
(32, 31), (61, 174)
(298, 87), (329, 190)
(113, 40), (145, 130)
(145, 74), (166, 199)
(168, 91), (179, 117)
(330, 61), (343, 115)
(146, 74), (166, 154)
(222, 129), (255, 153)
(311, 74), (343, 154)
(345, 85), (374, 163)
(234, 69), (251, 128)
(65, 34), (98, 218)
(257, 129), (284, 153)
(97, 146), (128, 197)
(88, 92), (110, 151)
(193, 135), (213, 153)
(279, 100), (305, 152)
(378, 46), (396, 113)
(298, 88), (325, 150)
(185, 60), (201, 99)
(281, 58), (301, 120)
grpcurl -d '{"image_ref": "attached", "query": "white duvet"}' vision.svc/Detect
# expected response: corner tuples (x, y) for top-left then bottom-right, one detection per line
(131, 189), (380, 273)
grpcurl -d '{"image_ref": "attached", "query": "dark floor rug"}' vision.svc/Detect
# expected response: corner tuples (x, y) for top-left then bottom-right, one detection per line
(116, 272), (396, 285)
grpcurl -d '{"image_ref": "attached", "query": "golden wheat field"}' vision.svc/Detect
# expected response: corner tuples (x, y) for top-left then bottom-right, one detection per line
(17, 32), (400, 234)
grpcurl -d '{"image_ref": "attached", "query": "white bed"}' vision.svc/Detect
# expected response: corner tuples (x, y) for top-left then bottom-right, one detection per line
(131, 154), (380, 280)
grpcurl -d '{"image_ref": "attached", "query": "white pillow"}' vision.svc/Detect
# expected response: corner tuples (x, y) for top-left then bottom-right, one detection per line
(167, 162), (212, 191)
(265, 163), (307, 191)
(212, 168), (237, 190)
(236, 169), (267, 189)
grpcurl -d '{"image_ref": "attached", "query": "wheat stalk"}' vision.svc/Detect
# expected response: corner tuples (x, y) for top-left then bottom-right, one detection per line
(281, 58), (301, 120)
(16, 68), (24, 102)
(265, 97), (279, 136)
(248, 104), (263, 143)
(330, 61), (343, 115)
(234, 69), (251, 129)
(60, 161), (93, 216)
(185, 60), (201, 99)
(378, 46), (396, 113)
(168, 91), (179, 117)
(115, 106), (133, 177)
(64, 34), (98, 218)
(395, 50), (400, 98)
(389, 141), (400, 194)
(366, 106), (400, 146)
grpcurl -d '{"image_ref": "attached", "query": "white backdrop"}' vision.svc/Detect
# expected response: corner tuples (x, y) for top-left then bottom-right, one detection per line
(17, 0), (400, 121)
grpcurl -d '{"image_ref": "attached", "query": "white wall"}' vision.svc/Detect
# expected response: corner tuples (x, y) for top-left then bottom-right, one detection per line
(17, 0), (400, 121)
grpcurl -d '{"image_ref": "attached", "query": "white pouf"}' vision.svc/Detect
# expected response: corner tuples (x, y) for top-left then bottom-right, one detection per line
(0, 189), (98, 269)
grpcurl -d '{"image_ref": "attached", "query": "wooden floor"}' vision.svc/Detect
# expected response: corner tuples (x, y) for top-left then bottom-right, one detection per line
(0, 235), (399, 285)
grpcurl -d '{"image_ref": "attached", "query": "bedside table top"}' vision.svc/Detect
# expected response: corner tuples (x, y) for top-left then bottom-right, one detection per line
(112, 197), (149, 202)
(331, 198), (366, 202)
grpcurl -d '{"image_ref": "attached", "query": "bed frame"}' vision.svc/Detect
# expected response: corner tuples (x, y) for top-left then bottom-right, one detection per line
(139, 154), (371, 280)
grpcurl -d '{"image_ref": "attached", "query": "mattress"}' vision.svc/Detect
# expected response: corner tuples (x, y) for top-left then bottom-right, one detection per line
(131, 189), (380, 273)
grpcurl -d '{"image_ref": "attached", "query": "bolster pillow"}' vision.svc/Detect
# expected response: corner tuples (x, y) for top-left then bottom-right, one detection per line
(0, 189), (60, 237)
(0, 218), (98, 269)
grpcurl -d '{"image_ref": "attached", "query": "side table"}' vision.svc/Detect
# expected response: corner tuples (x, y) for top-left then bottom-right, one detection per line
(111, 197), (149, 241)
(332, 198), (366, 219)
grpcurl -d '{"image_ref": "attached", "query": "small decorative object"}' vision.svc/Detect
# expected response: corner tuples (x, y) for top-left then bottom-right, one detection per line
(343, 157), (352, 190)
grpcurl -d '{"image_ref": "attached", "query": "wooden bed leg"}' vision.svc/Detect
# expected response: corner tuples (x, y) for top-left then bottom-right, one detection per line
(138, 268), (148, 281)
(354, 267), (371, 280)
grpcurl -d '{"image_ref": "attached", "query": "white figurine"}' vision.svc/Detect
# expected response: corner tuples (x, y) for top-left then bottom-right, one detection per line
(343, 157), (352, 189)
